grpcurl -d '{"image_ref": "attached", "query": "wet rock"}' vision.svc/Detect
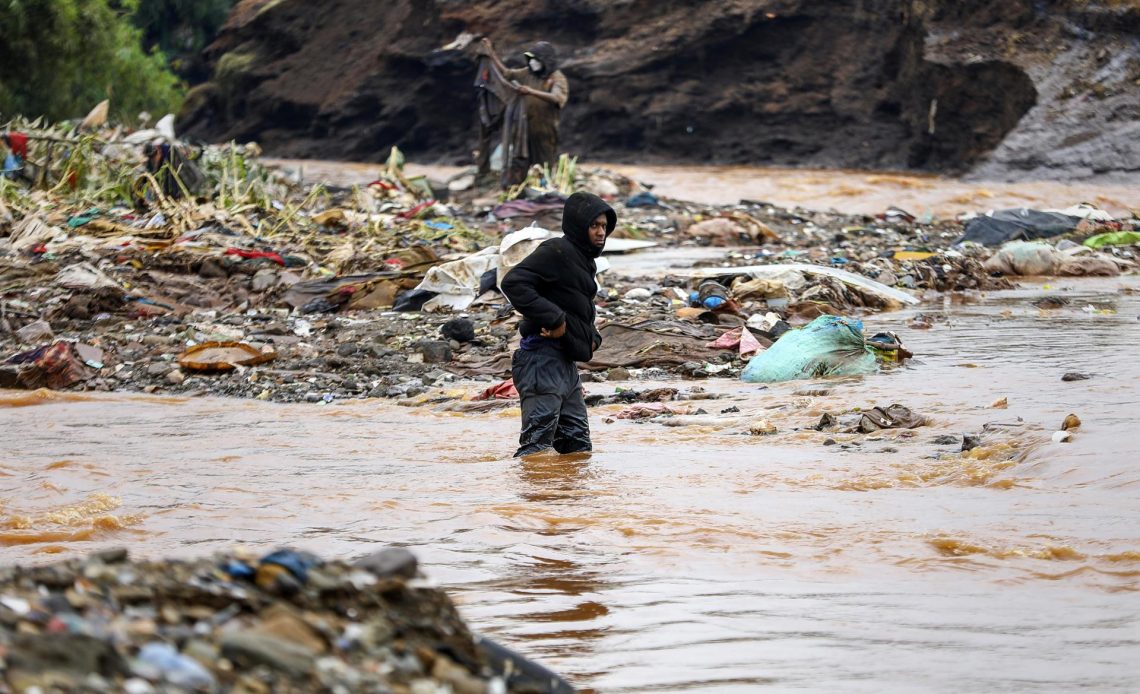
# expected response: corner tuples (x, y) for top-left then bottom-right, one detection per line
(1062, 372), (1091, 381)
(440, 317), (475, 343)
(355, 548), (418, 579)
(166, 369), (185, 385)
(8, 632), (128, 683)
(823, 437), (837, 446)
(251, 268), (278, 292)
(961, 434), (982, 452)
(814, 413), (837, 431)
(1061, 413), (1081, 430)
(146, 361), (171, 376)
(254, 604), (328, 654)
(608, 366), (631, 381)
(16, 319), (53, 344)
(418, 341), (452, 364)
(749, 420), (777, 436)
(932, 434), (959, 445)
(89, 547), (129, 564)
(336, 343), (360, 357)
(220, 631), (317, 678)
(197, 258), (228, 278)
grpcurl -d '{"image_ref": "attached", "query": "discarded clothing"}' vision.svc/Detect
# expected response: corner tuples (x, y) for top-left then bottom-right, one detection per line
(982, 241), (1128, 277)
(474, 379), (519, 401)
(707, 327), (764, 357)
(955, 208), (1081, 246)
(225, 248), (285, 266)
(615, 402), (698, 420)
(741, 315), (877, 383)
(492, 196), (566, 220)
(858, 404), (928, 433)
(8, 342), (94, 389)
(587, 321), (722, 371)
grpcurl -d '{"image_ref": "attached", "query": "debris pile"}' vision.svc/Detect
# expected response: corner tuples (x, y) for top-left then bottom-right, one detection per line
(2, 113), (1137, 402)
(0, 547), (572, 693)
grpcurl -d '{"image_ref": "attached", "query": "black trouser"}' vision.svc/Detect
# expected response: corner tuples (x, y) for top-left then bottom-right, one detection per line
(511, 347), (591, 457)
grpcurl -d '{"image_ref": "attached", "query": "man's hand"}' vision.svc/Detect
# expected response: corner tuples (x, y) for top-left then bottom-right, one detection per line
(477, 38), (494, 55)
(516, 84), (534, 96)
(540, 321), (567, 339)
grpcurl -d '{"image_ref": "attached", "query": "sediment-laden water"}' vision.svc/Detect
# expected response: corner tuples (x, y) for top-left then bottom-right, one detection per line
(4, 272), (1137, 692)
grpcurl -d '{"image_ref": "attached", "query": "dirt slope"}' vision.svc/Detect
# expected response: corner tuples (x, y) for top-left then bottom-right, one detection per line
(177, 0), (1140, 181)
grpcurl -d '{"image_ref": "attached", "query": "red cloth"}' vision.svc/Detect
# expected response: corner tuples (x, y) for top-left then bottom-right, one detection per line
(396, 200), (436, 220)
(474, 379), (518, 401)
(6, 132), (28, 159)
(225, 248), (285, 266)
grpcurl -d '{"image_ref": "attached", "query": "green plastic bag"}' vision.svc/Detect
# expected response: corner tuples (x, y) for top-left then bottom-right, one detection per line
(741, 315), (878, 383)
(1083, 231), (1140, 249)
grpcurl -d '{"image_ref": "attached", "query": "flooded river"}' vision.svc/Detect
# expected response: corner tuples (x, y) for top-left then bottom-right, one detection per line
(3, 265), (1138, 691)
(268, 158), (1139, 219)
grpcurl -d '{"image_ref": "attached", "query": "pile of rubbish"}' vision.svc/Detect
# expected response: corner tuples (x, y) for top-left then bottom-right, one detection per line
(0, 547), (571, 693)
(2, 108), (1137, 402)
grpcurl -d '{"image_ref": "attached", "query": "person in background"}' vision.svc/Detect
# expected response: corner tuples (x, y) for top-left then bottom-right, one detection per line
(476, 38), (569, 186)
(500, 192), (615, 457)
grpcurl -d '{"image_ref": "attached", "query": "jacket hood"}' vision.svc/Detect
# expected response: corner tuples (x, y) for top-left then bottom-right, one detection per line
(562, 191), (616, 259)
(524, 41), (558, 73)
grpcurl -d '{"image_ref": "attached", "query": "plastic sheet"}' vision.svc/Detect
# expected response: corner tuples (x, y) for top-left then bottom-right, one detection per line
(741, 315), (877, 383)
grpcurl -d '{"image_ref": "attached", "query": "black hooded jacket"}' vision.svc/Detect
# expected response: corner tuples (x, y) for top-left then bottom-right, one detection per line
(501, 192), (616, 363)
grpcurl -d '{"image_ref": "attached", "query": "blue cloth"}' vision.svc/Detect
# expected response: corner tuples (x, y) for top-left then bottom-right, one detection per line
(2, 153), (22, 178)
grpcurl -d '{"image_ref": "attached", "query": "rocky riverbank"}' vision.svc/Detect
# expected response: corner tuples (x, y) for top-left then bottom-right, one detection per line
(0, 546), (571, 692)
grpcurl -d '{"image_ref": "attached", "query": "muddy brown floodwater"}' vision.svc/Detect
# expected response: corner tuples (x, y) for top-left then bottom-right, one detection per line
(4, 269), (1139, 692)
(268, 158), (1139, 219)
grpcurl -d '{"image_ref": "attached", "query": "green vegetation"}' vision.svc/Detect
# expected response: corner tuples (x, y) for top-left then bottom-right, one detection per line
(132, 0), (236, 80)
(0, 0), (184, 122)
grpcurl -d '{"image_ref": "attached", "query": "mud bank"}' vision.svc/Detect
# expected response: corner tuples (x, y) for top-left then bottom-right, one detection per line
(180, 0), (1140, 180)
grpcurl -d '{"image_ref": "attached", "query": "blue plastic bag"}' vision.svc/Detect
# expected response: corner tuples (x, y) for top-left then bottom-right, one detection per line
(741, 315), (878, 383)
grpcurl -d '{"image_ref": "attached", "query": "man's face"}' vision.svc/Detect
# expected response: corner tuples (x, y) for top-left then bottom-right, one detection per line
(588, 213), (608, 248)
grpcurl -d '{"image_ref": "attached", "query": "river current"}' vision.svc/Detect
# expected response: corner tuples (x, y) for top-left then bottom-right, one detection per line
(2, 163), (1138, 692)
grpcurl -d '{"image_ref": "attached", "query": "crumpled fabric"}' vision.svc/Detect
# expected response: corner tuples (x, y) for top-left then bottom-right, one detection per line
(858, 404), (928, 433)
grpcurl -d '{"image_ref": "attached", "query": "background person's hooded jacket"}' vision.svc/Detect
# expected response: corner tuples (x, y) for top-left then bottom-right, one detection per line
(501, 192), (616, 363)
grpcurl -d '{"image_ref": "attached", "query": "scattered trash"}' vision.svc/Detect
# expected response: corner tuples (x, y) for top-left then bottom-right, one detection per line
(1061, 413), (1081, 430)
(1083, 231), (1140, 248)
(0, 547), (570, 693)
(955, 208), (1083, 246)
(473, 379), (518, 400)
(858, 404), (928, 433)
(177, 342), (277, 372)
(741, 316), (878, 383)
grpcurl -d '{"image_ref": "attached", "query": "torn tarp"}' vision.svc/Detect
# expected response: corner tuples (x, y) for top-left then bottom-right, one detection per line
(954, 208), (1082, 246)
(586, 320), (724, 371)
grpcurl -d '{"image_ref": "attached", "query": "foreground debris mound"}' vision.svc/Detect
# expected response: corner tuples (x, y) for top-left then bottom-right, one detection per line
(0, 548), (573, 693)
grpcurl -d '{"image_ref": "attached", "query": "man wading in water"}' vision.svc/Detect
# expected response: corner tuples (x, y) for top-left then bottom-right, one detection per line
(501, 192), (615, 457)
(475, 38), (568, 186)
